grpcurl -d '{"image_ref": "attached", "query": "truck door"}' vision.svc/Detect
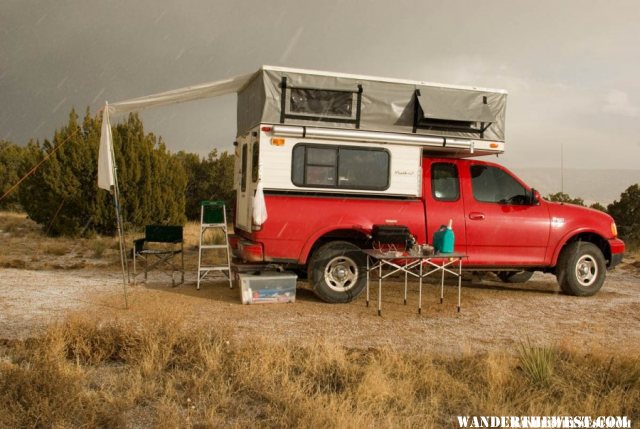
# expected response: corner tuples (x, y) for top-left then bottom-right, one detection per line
(423, 158), (467, 255)
(235, 136), (259, 232)
(461, 162), (550, 266)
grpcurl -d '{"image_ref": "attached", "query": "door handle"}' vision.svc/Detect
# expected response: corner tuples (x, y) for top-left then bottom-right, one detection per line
(469, 212), (485, 220)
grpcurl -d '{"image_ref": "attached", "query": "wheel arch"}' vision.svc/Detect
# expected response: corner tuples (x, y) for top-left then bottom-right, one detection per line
(552, 231), (611, 268)
(300, 228), (370, 265)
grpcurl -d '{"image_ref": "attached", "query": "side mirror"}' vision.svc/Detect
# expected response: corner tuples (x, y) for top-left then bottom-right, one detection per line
(529, 188), (541, 205)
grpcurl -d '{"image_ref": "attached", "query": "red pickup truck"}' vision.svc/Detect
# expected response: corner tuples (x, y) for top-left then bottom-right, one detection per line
(226, 66), (623, 303)
(234, 155), (624, 303)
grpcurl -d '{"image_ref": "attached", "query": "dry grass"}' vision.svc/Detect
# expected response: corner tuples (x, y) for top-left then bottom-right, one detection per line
(0, 316), (638, 428)
(43, 242), (69, 256)
(0, 212), (228, 270)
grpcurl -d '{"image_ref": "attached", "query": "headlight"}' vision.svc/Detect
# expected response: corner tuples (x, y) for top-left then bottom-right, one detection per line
(611, 222), (618, 237)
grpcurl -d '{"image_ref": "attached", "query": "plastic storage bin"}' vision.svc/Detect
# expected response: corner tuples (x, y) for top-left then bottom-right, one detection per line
(238, 272), (297, 304)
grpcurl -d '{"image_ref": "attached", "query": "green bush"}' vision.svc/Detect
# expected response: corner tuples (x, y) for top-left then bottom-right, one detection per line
(176, 149), (235, 221)
(0, 140), (41, 210)
(608, 184), (640, 248)
(545, 192), (585, 206)
(19, 108), (187, 236)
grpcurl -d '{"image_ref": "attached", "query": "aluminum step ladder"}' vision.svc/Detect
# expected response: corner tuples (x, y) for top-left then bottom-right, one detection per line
(197, 201), (233, 289)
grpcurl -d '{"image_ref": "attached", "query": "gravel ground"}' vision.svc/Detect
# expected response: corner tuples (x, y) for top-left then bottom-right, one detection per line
(1, 259), (639, 355)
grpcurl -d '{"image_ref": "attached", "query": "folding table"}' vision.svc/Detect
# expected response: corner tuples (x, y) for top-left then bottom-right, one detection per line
(362, 250), (466, 316)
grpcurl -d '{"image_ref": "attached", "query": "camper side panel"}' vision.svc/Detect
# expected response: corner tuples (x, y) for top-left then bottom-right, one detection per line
(259, 68), (507, 142)
(259, 131), (422, 197)
(237, 73), (266, 136)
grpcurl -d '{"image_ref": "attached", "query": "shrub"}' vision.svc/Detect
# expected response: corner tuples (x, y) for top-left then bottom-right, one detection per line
(608, 184), (640, 248)
(19, 108), (187, 236)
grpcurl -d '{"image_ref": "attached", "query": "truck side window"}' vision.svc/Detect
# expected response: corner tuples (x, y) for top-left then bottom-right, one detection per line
(251, 142), (259, 183)
(291, 144), (389, 190)
(431, 163), (459, 201)
(470, 165), (527, 204)
(241, 144), (248, 192)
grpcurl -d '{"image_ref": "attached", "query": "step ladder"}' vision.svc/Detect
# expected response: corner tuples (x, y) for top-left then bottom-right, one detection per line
(197, 200), (233, 290)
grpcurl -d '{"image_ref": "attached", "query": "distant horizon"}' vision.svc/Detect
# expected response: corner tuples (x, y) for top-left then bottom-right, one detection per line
(510, 167), (639, 205)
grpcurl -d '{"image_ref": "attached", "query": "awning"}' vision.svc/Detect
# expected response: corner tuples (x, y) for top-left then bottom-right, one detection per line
(106, 72), (255, 116)
(417, 86), (496, 123)
(98, 70), (255, 188)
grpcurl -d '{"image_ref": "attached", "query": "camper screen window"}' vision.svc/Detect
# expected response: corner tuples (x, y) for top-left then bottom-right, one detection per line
(290, 88), (353, 117)
(292, 144), (389, 190)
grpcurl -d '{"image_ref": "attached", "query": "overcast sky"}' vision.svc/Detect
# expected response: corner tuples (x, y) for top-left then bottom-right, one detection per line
(2, 0), (640, 170)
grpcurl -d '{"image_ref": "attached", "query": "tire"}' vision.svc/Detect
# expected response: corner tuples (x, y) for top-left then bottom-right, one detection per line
(497, 270), (534, 284)
(556, 242), (606, 296)
(309, 241), (366, 303)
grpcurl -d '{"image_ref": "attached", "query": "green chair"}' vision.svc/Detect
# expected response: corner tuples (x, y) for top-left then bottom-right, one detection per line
(132, 225), (184, 286)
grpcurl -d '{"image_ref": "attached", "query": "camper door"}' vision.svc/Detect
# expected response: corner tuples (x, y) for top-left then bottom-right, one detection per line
(235, 134), (259, 232)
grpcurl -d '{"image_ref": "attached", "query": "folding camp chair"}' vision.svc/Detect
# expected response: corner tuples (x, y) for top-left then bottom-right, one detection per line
(132, 225), (184, 286)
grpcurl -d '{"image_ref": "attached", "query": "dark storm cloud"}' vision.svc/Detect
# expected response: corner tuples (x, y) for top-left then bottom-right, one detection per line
(1, 0), (639, 168)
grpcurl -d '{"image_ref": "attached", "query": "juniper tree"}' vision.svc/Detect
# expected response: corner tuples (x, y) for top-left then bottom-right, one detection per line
(19, 108), (187, 236)
(608, 184), (640, 247)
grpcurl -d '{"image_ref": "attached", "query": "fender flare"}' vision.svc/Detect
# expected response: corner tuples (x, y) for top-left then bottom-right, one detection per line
(298, 225), (369, 264)
(550, 228), (609, 266)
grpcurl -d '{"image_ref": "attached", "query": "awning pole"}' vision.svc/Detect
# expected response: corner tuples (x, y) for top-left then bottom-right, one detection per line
(111, 146), (129, 309)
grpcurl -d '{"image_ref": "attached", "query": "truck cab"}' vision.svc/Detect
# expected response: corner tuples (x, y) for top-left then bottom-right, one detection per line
(423, 157), (624, 289)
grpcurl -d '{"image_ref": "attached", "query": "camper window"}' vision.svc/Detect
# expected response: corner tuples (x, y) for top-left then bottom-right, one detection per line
(292, 144), (389, 191)
(241, 144), (248, 192)
(413, 88), (495, 136)
(290, 88), (353, 117)
(251, 142), (259, 183)
(431, 163), (460, 201)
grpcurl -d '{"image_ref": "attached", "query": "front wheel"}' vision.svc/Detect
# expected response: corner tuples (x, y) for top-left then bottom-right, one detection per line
(556, 242), (606, 296)
(309, 241), (366, 303)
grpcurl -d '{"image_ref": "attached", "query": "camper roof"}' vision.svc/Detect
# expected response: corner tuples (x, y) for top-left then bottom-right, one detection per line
(258, 65), (508, 95)
(237, 66), (508, 143)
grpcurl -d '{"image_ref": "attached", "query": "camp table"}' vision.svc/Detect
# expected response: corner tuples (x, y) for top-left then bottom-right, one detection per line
(362, 249), (466, 316)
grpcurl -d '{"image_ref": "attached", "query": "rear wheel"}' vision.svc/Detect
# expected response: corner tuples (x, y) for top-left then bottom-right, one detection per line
(309, 241), (366, 303)
(556, 242), (606, 296)
(497, 270), (534, 283)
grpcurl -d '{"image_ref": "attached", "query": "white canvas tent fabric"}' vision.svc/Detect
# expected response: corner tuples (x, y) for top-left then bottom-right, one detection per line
(97, 104), (115, 190)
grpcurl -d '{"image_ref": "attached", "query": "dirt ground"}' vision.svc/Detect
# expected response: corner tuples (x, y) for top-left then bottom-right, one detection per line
(2, 211), (639, 355)
(2, 256), (639, 355)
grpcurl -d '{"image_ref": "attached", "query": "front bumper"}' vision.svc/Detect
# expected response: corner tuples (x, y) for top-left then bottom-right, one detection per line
(609, 252), (623, 269)
(608, 237), (625, 269)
